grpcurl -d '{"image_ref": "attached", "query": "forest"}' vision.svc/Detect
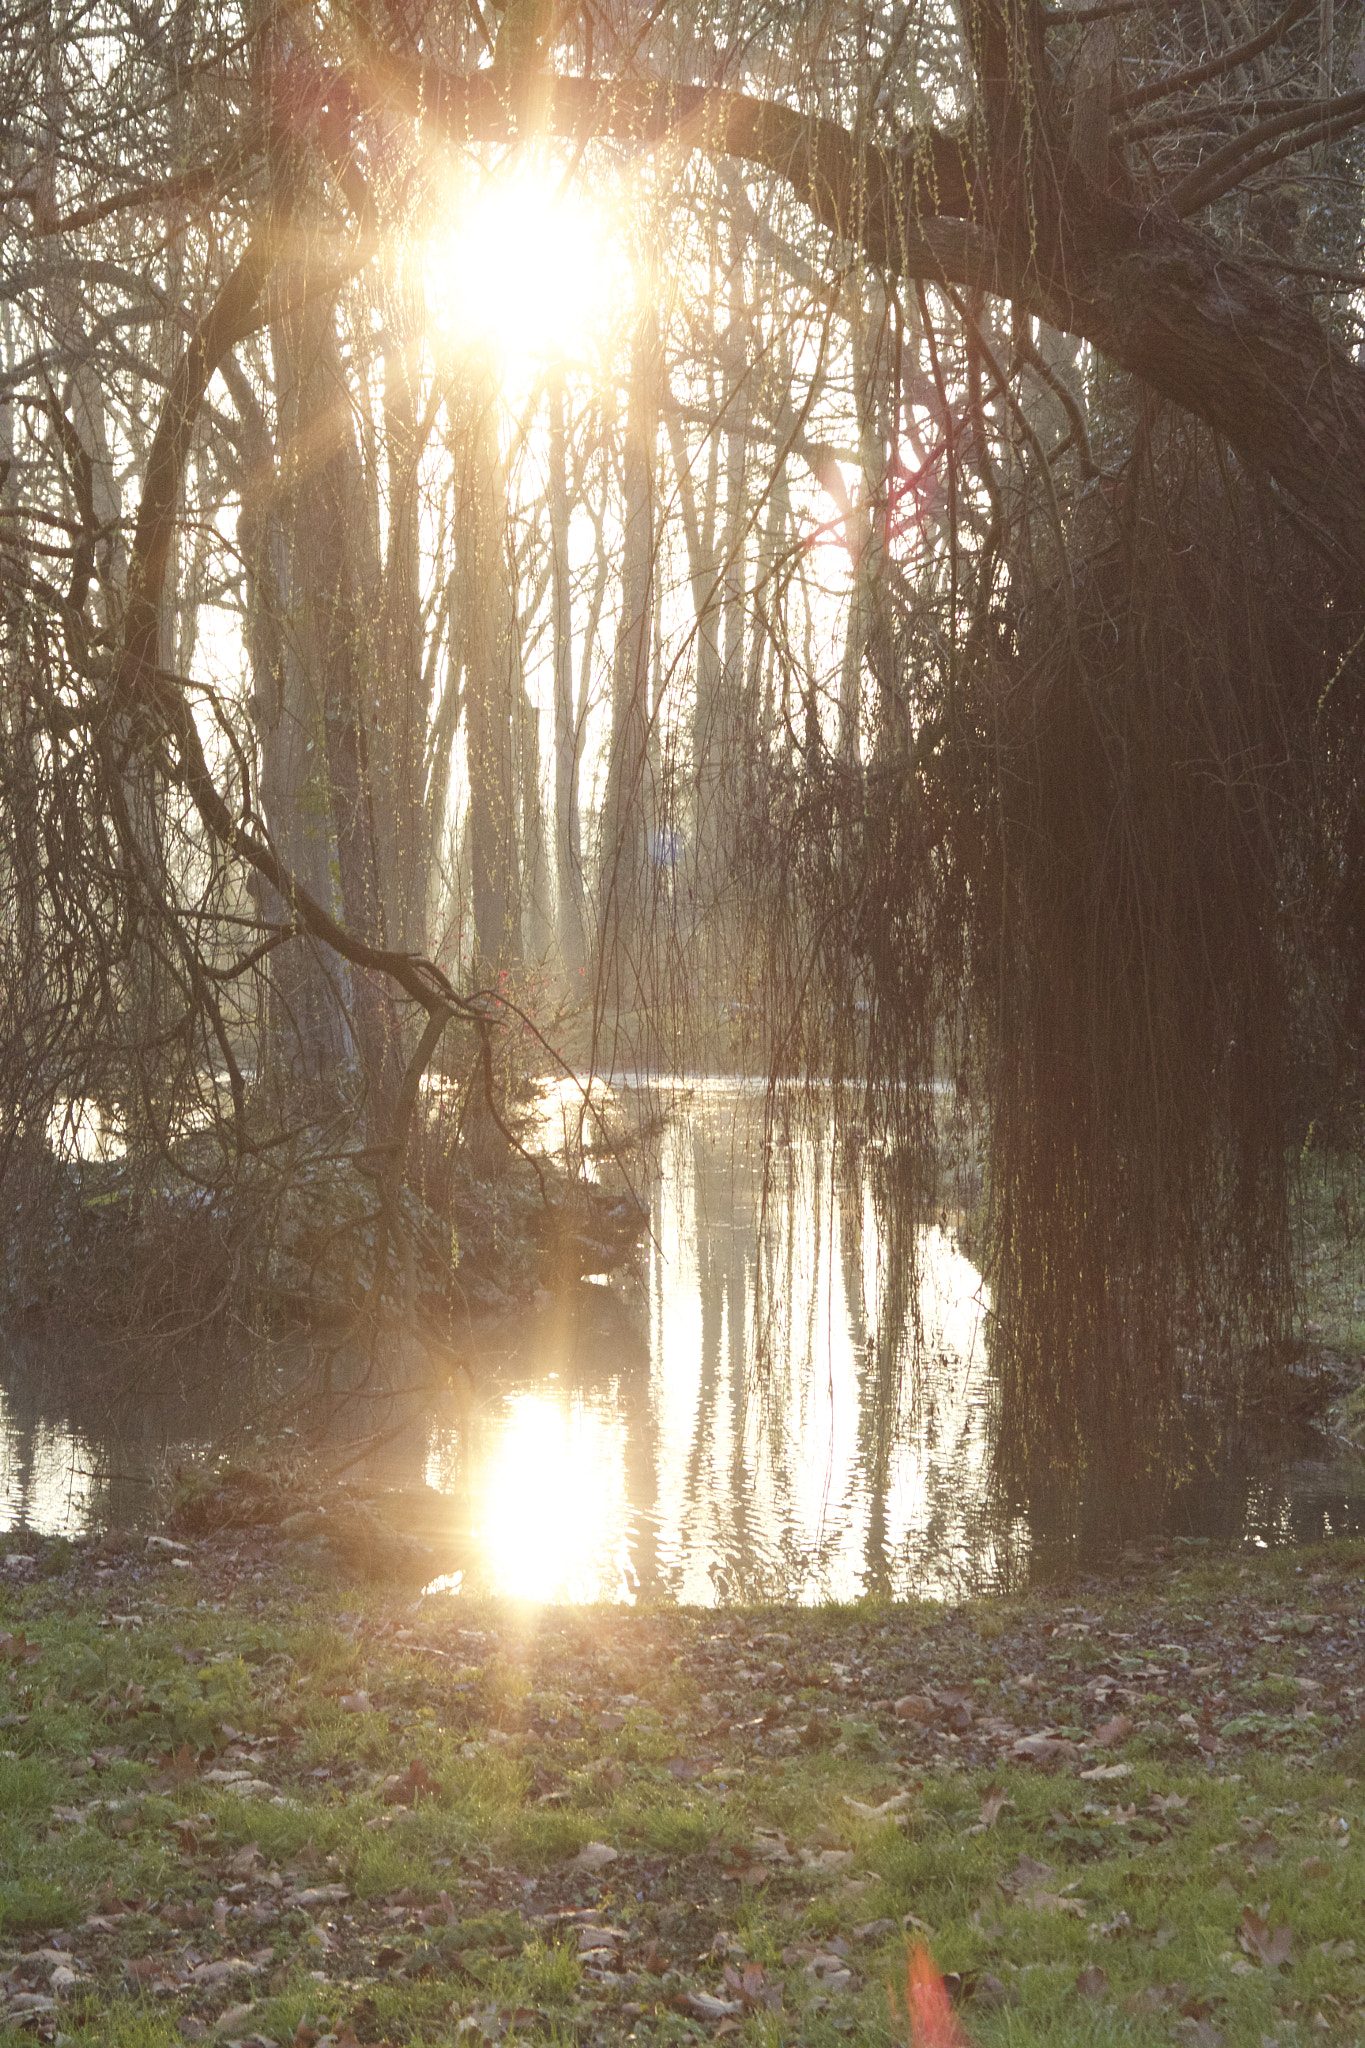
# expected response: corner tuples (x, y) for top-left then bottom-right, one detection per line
(2, 0), (1365, 1498)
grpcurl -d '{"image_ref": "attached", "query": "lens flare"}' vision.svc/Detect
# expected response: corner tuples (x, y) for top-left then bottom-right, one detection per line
(428, 162), (632, 363)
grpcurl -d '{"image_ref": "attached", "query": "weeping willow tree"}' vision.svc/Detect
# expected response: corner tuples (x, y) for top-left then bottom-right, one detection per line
(746, 398), (1361, 1510)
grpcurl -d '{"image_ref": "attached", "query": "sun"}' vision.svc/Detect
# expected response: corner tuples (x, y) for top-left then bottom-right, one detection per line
(428, 160), (633, 364)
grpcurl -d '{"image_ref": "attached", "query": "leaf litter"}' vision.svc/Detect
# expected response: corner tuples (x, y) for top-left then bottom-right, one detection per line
(0, 1513), (1362, 2044)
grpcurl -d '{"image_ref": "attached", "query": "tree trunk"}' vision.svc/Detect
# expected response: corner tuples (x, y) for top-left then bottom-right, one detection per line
(547, 369), (586, 978)
(598, 303), (662, 1009)
(277, 292), (405, 1140)
(457, 381), (524, 974)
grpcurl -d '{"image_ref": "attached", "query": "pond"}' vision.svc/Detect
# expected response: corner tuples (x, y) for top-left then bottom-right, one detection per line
(3, 1081), (1363, 1599)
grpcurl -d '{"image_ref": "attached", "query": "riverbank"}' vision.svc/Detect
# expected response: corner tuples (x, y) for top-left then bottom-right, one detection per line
(1, 1517), (1362, 2048)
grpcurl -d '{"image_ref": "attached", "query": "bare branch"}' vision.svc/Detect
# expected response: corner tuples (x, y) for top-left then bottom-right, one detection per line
(1112, 0), (1315, 114)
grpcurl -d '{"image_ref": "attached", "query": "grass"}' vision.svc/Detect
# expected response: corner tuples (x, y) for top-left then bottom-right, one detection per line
(0, 1521), (1362, 2048)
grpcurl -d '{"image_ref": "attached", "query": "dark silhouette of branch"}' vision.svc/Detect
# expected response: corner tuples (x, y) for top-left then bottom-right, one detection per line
(1170, 86), (1365, 213)
(1112, 0), (1315, 114)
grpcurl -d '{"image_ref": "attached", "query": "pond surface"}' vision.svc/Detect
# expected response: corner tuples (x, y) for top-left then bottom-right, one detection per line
(3, 1082), (1364, 1599)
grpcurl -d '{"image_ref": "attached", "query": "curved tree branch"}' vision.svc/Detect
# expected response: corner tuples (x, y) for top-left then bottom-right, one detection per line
(367, 57), (1365, 567)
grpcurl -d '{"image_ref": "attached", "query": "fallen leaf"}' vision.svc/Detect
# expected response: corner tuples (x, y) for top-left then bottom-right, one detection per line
(1011, 1734), (1080, 1763)
(723, 1960), (782, 2011)
(1174, 2020), (1225, 2048)
(153, 1741), (199, 1788)
(843, 1789), (913, 1821)
(1124, 1983), (1195, 2015)
(979, 1786), (1014, 1828)
(1000, 1853), (1054, 1892)
(676, 1990), (743, 2020)
(965, 1972), (1015, 2012)
(1075, 1967), (1109, 2000)
(895, 1694), (936, 1723)
(1239, 1908), (1293, 1970)
(189, 1949), (258, 1982)
(1093, 1714), (1133, 1748)
(382, 1757), (438, 1804)
(666, 1756), (702, 1781)
(569, 1841), (619, 1872)
(1080, 1762), (1133, 1781)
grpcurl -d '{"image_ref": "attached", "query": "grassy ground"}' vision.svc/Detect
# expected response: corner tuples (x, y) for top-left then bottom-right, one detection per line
(1, 1518), (1362, 2048)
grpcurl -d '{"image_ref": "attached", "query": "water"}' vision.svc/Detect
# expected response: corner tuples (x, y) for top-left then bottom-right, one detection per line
(3, 1082), (1363, 1598)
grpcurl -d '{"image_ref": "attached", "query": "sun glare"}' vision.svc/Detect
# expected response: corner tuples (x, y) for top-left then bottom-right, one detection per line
(429, 163), (632, 364)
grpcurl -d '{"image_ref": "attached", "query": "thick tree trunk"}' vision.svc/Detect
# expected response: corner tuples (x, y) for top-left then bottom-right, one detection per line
(231, 354), (354, 1097)
(277, 295), (406, 1140)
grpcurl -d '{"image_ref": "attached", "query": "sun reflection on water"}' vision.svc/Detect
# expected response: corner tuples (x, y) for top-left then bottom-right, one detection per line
(417, 1084), (1002, 1604)
(428, 1385), (637, 1602)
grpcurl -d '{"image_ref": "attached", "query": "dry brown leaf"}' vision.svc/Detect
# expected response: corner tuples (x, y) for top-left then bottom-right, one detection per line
(382, 1757), (438, 1804)
(979, 1786), (1014, 1828)
(1011, 1733), (1080, 1763)
(894, 1693), (935, 1723)
(570, 1841), (619, 1872)
(1001, 1853), (1054, 1892)
(1239, 1907), (1294, 1970)
(843, 1789), (913, 1821)
(1093, 1714), (1133, 1748)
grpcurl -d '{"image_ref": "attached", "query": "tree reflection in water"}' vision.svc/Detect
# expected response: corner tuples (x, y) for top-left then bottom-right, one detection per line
(3, 1084), (1363, 1586)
